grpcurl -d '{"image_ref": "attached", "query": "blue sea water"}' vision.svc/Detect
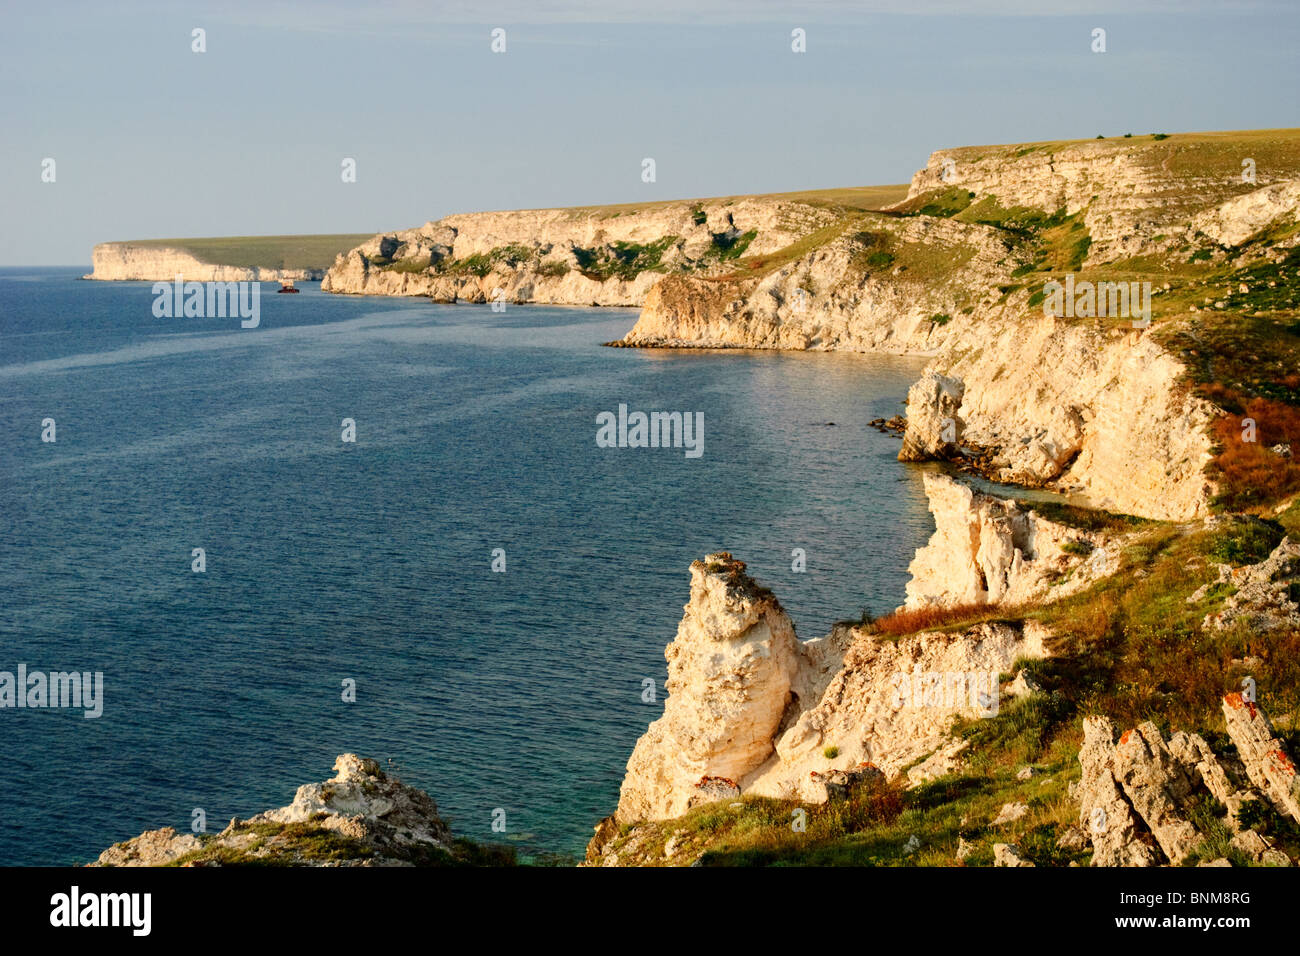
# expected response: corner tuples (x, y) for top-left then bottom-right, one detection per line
(0, 267), (934, 865)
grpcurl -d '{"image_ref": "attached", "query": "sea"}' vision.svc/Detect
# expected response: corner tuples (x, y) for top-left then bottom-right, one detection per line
(0, 267), (935, 864)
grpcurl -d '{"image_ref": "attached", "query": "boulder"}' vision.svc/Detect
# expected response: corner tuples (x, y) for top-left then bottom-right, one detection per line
(898, 372), (965, 461)
(993, 843), (1034, 867)
(1076, 717), (1163, 867)
(1222, 692), (1300, 823)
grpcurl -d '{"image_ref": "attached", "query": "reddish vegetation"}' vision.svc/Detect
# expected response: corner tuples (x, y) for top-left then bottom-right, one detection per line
(1119, 729), (1133, 746)
(871, 602), (1003, 637)
(1209, 397), (1300, 510)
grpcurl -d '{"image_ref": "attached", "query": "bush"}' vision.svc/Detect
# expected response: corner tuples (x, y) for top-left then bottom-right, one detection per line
(872, 602), (1009, 637)
(1210, 399), (1300, 510)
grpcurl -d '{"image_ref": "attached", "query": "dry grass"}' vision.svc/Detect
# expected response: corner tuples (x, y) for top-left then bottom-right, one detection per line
(871, 602), (1017, 637)
(1209, 397), (1300, 511)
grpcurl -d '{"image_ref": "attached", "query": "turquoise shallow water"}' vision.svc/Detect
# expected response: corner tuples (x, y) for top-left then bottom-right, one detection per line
(0, 268), (934, 864)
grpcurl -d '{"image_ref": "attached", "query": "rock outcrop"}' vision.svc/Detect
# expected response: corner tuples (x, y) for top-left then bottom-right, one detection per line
(321, 198), (838, 306)
(1075, 700), (1298, 867)
(1221, 692), (1300, 824)
(617, 213), (1013, 352)
(904, 473), (1125, 609)
(898, 373), (965, 461)
(1189, 181), (1300, 248)
(615, 553), (801, 824)
(613, 553), (1051, 822)
(902, 135), (1300, 264)
(91, 754), (502, 867)
(1204, 537), (1300, 633)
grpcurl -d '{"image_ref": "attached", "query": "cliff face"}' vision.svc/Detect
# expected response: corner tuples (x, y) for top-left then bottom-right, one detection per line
(904, 137), (1259, 264)
(617, 213), (1015, 352)
(900, 314), (1219, 520)
(317, 132), (1299, 522)
(88, 243), (324, 282)
(611, 552), (1051, 825)
(320, 198), (838, 305)
(903, 473), (1127, 609)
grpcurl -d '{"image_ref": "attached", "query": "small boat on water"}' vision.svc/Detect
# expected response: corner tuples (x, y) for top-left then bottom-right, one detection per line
(277, 280), (300, 294)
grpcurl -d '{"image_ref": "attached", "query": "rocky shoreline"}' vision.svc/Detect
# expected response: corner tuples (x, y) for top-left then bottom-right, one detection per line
(87, 128), (1300, 866)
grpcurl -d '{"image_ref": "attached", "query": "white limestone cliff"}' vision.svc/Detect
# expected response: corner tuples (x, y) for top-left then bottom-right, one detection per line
(614, 551), (1050, 823)
(903, 473), (1127, 609)
(900, 313), (1219, 521)
(87, 242), (324, 282)
(320, 198), (838, 306)
(614, 553), (802, 824)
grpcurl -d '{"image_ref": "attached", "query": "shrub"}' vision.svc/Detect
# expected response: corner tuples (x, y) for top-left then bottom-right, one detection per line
(535, 260), (569, 278)
(707, 230), (756, 262)
(823, 746), (840, 760)
(872, 602), (1009, 637)
(1209, 398), (1300, 510)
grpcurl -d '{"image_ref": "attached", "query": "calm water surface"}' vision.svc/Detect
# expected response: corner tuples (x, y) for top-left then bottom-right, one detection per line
(0, 268), (934, 864)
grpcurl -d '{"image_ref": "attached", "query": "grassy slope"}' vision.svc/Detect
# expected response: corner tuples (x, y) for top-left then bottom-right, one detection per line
(550, 183), (910, 220)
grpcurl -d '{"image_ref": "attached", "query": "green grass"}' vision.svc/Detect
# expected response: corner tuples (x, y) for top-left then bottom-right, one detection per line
(573, 236), (678, 280)
(167, 819), (516, 867)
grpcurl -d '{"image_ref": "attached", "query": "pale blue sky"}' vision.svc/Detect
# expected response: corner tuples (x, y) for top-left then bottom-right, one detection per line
(3, 0), (1297, 264)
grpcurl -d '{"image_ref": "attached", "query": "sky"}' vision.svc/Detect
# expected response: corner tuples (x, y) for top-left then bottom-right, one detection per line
(2, 0), (1297, 265)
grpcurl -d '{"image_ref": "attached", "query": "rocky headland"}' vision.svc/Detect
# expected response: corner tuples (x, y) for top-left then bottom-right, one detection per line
(86, 234), (373, 282)
(91, 754), (511, 867)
